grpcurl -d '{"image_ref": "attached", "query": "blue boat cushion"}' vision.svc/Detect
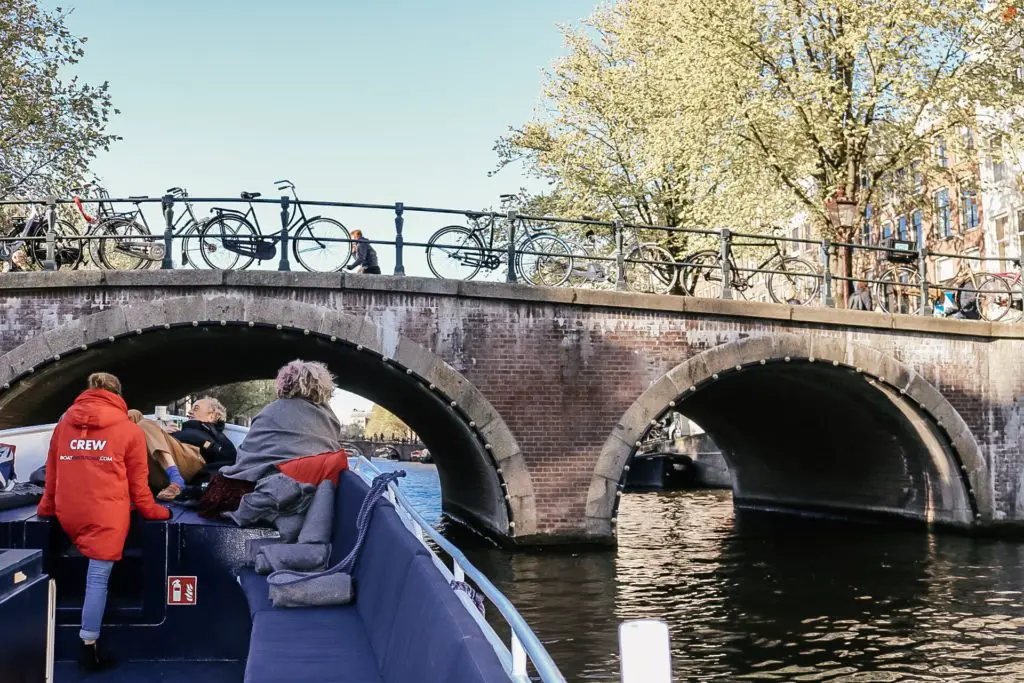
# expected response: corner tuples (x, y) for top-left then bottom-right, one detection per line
(330, 471), (369, 564)
(237, 568), (273, 617)
(380, 555), (508, 683)
(353, 500), (430, 669)
(244, 608), (382, 683)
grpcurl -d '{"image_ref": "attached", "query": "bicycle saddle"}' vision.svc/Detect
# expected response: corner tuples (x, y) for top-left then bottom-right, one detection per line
(240, 191), (261, 200)
(128, 195), (149, 200)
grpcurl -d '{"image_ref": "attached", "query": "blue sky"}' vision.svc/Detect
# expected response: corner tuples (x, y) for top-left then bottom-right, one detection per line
(53, 0), (597, 418)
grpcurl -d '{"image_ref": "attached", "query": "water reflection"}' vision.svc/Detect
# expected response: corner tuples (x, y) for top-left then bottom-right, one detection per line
(379, 461), (1024, 682)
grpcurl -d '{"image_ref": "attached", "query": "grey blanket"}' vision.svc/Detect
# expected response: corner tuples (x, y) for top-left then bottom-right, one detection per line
(298, 480), (335, 544)
(249, 481), (335, 573)
(228, 473), (315, 542)
(267, 571), (353, 607)
(255, 543), (331, 575)
(218, 398), (343, 482)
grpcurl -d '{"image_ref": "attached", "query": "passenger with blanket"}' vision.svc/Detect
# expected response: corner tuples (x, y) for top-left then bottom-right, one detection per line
(128, 397), (237, 501)
(36, 373), (171, 673)
(198, 360), (348, 520)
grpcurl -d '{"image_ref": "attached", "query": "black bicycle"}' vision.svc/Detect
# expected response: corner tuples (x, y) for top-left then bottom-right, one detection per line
(196, 180), (351, 272)
(1, 203), (84, 271)
(75, 184), (165, 270)
(679, 229), (820, 304)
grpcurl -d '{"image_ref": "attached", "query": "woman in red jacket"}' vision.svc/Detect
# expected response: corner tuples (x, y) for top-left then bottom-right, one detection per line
(37, 372), (170, 672)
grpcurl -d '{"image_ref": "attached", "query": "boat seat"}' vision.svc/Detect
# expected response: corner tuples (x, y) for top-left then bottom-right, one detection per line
(246, 608), (382, 683)
(240, 471), (507, 683)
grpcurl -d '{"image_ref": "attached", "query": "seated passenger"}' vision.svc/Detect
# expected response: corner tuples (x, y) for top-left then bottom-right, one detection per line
(37, 372), (170, 672)
(127, 397), (237, 501)
(198, 360), (348, 518)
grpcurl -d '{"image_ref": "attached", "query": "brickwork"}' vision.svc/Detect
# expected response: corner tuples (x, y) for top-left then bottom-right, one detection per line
(0, 271), (1022, 543)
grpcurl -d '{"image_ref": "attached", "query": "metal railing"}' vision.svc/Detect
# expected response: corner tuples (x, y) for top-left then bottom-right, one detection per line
(2, 192), (1022, 322)
(350, 456), (566, 683)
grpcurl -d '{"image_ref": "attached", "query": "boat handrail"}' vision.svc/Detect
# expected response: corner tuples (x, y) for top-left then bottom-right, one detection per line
(350, 456), (567, 683)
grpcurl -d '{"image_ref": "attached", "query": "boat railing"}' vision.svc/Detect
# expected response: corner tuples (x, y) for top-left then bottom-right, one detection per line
(350, 456), (567, 683)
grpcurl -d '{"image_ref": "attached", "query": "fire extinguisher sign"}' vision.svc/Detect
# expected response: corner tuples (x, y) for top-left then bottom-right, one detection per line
(167, 576), (198, 606)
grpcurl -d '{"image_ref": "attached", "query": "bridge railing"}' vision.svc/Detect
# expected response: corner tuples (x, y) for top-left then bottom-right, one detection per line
(1, 194), (1022, 322)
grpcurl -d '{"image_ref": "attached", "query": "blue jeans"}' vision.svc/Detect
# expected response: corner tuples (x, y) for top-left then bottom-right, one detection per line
(80, 559), (114, 641)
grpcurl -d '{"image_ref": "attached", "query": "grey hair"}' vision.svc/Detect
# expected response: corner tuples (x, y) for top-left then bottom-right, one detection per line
(275, 360), (335, 404)
(197, 396), (227, 422)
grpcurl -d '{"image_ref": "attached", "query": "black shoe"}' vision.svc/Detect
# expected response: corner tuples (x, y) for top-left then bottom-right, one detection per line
(78, 641), (116, 673)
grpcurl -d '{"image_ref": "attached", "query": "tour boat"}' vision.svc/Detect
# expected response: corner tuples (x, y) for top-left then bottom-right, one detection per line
(0, 418), (574, 683)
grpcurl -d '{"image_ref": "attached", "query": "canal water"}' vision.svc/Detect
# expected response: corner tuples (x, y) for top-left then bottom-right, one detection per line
(373, 460), (1024, 682)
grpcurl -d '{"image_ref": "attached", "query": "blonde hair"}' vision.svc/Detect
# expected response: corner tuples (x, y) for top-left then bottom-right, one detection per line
(87, 372), (122, 395)
(275, 360), (335, 405)
(197, 396), (227, 422)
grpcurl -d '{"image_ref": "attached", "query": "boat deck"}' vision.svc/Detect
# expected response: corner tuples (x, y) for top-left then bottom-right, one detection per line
(54, 660), (244, 683)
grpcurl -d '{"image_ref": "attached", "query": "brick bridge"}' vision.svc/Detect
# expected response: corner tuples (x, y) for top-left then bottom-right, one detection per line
(1, 270), (1022, 547)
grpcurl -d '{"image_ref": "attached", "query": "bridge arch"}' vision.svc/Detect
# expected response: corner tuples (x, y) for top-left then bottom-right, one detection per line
(0, 296), (535, 544)
(589, 334), (991, 538)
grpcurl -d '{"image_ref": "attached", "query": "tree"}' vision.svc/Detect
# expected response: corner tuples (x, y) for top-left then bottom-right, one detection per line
(197, 381), (276, 424)
(506, 0), (1024, 290)
(364, 405), (413, 441)
(0, 1), (119, 198)
(496, 3), (794, 252)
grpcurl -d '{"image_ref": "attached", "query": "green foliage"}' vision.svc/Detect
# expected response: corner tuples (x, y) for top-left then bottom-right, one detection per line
(502, 0), (1024, 254)
(364, 405), (413, 441)
(0, 1), (119, 198)
(199, 381), (276, 423)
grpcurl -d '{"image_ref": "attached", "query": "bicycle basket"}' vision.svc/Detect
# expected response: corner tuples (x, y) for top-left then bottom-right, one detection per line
(223, 235), (277, 260)
(881, 238), (917, 263)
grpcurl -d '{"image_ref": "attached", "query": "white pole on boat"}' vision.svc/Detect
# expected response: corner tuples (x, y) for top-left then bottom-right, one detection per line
(619, 619), (672, 683)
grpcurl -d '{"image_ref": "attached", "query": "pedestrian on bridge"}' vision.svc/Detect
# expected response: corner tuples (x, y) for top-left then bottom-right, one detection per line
(346, 229), (380, 274)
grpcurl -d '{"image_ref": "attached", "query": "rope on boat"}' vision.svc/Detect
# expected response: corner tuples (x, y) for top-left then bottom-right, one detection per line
(451, 580), (486, 616)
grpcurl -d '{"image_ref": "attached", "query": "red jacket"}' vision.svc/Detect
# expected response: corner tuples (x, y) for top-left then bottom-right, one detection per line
(37, 389), (170, 561)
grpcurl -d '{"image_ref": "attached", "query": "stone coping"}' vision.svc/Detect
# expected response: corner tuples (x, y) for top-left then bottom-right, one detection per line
(1, 270), (1018, 339)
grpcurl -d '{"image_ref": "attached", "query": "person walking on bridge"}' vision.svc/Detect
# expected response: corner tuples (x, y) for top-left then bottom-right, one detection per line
(36, 372), (171, 673)
(346, 229), (380, 274)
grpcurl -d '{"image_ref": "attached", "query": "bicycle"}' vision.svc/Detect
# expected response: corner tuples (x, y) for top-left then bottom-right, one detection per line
(679, 230), (820, 304)
(563, 223), (678, 294)
(73, 184), (165, 270)
(0, 202), (84, 271)
(875, 245), (1013, 321)
(425, 194), (573, 286)
(196, 180), (351, 272)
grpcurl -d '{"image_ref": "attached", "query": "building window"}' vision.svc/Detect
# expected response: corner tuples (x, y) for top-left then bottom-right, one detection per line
(994, 157), (1007, 183)
(882, 221), (893, 241)
(937, 257), (956, 282)
(897, 216), (908, 240)
(1016, 209), (1024, 256)
(862, 205), (873, 245)
(996, 215), (1009, 260)
(935, 189), (951, 238)
(912, 161), (923, 192)
(935, 136), (948, 168)
(912, 210), (923, 243)
(962, 127), (975, 152)
(961, 187), (979, 230)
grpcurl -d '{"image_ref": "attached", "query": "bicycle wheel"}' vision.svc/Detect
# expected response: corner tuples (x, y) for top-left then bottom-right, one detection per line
(27, 219), (84, 270)
(517, 234), (572, 286)
(767, 257), (820, 305)
(96, 218), (157, 271)
(180, 223), (204, 269)
(293, 217), (351, 272)
(426, 226), (485, 280)
(680, 250), (723, 298)
(198, 215), (257, 270)
(874, 265), (921, 314)
(624, 244), (677, 294)
(974, 273), (1014, 322)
